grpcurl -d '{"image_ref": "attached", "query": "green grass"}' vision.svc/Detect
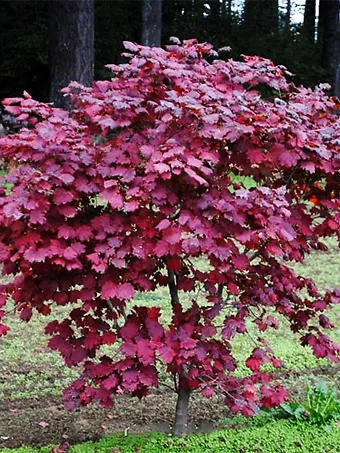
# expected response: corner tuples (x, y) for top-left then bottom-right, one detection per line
(0, 304), (76, 400)
(2, 420), (340, 453)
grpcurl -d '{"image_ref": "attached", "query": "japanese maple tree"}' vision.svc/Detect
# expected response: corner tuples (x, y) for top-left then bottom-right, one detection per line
(0, 38), (339, 437)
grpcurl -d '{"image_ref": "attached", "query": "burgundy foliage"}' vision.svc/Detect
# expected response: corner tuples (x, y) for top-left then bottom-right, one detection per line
(0, 39), (339, 417)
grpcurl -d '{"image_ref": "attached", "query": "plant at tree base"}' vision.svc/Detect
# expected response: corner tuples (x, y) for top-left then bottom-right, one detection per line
(280, 380), (340, 430)
(0, 38), (339, 437)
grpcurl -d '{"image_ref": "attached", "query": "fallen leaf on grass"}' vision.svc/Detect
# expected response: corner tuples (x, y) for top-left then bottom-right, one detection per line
(38, 421), (50, 428)
(50, 442), (69, 453)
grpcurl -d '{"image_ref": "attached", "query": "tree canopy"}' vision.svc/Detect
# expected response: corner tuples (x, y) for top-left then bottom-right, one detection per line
(0, 39), (339, 435)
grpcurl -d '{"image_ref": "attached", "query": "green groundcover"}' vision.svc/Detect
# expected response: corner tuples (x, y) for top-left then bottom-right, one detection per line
(2, 420), (340, 453)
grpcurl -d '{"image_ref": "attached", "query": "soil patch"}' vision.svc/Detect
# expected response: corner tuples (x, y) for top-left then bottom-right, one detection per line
(0, 391), (225, 449)
(1, 364), (339, 449)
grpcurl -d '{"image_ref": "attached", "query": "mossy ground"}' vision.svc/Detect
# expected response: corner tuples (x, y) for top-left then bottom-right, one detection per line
(2, 420), (340, 453)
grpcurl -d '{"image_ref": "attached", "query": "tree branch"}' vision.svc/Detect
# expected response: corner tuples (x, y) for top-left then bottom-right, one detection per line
(168, 269), (179, 306)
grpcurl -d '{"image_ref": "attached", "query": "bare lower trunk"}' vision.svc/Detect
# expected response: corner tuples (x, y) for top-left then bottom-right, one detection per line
(167, 264), (191, 436)
(173, 377), (191, 437)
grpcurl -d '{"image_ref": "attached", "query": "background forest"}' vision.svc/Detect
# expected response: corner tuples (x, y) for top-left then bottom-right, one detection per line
(0, 0), (339, 105)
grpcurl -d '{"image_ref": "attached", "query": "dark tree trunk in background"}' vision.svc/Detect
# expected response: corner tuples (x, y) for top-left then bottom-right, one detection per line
(244, 0), (259, 37)
(209, 0), (220, 22)
(244, 0), (279, 37)
(228, 0), (232, 17)
(319, 0), (340, 96)
(207, 0), (222, 39)
(49, 0), (94, 108)
(303, 0), (316, 42)
(221, 0), (232, 28)
(318, 0), (327, 42)
(141, 0), (162, 47)
(284, 0), (291, 33)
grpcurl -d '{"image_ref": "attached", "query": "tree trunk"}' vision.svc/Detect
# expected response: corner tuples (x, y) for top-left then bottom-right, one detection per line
(208, 0), (220, 22)
(173, 376), (191, 437)
(207, 0), (222, 39)
(49, 0), (94, 108)
(318, 0), (327, 42)
(141, 0), (162, 47)
(319, 0), (340, 96)
(227, 0), (232, 17)
(244, 0), (279, 38)
(284, 0), (291, 33)
(167, 264), (191, 437)
(221, 0), (232, 28)
(303, 0), (316, 43)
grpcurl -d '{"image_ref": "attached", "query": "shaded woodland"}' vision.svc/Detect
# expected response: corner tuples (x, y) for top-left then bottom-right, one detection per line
(0, 0), (339, 103)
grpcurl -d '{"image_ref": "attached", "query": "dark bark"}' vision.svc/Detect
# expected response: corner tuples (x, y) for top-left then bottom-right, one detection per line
(284, 0), (291, 33)
(220, 0), (232, 29)
(244, 0), (279, 37)
(141, 0), (162, 47)
(319, 0), (340, 96)
(208, 0), (220, 22)
(318, 0), (327, 42)
(168, 269), (179, 305)
(303, 0), (316, 43)
(49, 0), (94, 108)
(227, 0), (232, 17)
(173, 375), (191, 437)
(167, 263), (191, 437)
(207, 0), (224, 39)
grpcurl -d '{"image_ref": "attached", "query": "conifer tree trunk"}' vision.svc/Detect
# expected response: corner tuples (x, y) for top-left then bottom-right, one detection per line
(209, 0), (220, 22)
(49, 0), (94, 108)
(207, 0), (222, 38)
(141, 0), (162, 47)
(303, 0), (316, 43)
(318, 0), (327, 42)
(285, 0), (291, 33)
(319, 0), (340, 96)
(244, 0), (279, 38)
